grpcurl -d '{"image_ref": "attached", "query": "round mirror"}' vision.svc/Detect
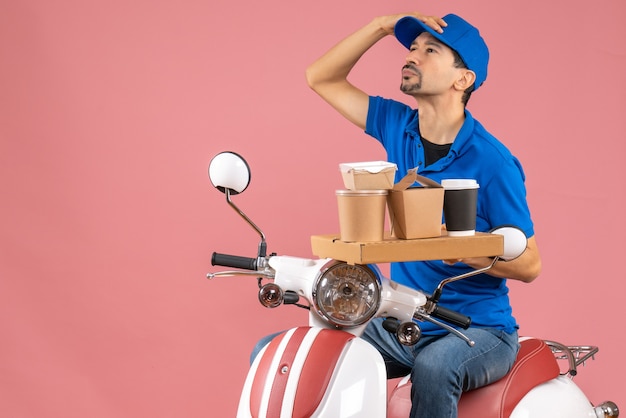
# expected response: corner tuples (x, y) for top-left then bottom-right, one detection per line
(490, 226), (527, 261)
(208, 151), (251, 195)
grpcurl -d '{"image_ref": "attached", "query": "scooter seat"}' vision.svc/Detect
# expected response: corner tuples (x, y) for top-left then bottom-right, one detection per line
(387, 337), (561, 418)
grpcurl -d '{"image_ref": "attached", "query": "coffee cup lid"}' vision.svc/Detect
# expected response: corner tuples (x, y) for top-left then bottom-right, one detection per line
(441, 179), (479, 190)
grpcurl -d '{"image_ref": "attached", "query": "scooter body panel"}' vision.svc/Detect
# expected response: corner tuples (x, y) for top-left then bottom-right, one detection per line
(237, 326), (387, 418)
(310, 336), (387, 417)
(510, 375), (598, 418)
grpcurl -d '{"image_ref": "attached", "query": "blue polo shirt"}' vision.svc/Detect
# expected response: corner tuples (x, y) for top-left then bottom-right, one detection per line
(366, 96), (535, 334)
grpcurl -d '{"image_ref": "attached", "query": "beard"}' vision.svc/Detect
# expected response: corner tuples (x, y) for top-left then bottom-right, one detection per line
(400, 64), (422, 94)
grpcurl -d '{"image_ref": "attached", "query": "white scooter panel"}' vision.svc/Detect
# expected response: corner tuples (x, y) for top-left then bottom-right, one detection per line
(238, 327), (387, 418)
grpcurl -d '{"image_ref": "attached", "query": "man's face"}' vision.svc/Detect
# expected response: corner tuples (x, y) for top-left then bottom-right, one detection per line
(400, 32), (460, 96)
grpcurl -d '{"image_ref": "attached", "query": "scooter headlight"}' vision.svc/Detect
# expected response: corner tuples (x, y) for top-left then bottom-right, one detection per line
(312, 262), (381, 328)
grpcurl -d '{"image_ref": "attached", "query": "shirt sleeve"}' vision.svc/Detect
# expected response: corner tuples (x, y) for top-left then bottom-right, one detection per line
(365, 96), (414, 147)
(478, 155), (535, 238)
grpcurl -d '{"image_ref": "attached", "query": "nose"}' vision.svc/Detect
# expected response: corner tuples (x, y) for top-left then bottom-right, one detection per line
(405, 48), (419, 65)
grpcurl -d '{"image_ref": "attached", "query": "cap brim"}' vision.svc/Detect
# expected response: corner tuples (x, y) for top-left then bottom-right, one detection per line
(394, 16), (444, 50)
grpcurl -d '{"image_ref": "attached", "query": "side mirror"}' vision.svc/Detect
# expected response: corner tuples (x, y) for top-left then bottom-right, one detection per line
(208, 151), (251, 195)
(208, 151), (266, 257)
(490, 226), (527, 261)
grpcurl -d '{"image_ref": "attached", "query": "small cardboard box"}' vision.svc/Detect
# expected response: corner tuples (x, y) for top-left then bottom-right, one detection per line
(339, 161), (397, 190)
(388, 169), (444, 239)
(310, 232), (503, 265)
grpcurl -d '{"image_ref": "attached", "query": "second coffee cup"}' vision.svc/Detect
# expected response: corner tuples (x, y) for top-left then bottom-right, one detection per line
(441, 179), (479, 237)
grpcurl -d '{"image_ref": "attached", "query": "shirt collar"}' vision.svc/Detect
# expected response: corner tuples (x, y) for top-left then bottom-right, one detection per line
(405, 109), (475, 152)
(406, 109), (476, 172)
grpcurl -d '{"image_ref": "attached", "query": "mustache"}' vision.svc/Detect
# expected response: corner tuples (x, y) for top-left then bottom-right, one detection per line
(403, 64), (421, 74)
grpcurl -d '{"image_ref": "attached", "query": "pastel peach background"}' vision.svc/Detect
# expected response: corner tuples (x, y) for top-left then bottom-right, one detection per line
(1, 0), (624, 416)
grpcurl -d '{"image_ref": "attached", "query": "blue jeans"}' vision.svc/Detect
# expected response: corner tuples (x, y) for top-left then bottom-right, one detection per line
(362, 318), (519, 418)
(251, 320), (519, 418)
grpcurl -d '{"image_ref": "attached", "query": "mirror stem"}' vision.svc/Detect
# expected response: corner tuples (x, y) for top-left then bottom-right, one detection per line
(430, 257), (499, 304)
(225, 188), (267, 257)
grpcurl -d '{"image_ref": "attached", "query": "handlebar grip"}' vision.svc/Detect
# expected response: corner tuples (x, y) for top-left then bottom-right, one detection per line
(431, 306), (471, 329)
(211, 252), (257, 270)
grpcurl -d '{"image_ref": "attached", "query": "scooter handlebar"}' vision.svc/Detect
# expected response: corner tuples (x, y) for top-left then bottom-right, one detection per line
(211, 252), (257, 270)
(431, 305), (471, 329)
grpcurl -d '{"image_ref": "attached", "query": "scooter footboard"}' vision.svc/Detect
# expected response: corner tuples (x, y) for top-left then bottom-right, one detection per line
(238, 326), (387, 418)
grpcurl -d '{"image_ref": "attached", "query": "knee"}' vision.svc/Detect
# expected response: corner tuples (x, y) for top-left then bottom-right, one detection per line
(411, 355), (458, 388)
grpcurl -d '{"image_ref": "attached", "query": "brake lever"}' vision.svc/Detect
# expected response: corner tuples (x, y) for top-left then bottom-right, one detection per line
(206, 269), (275, 280)
(414, 310), (475, 347)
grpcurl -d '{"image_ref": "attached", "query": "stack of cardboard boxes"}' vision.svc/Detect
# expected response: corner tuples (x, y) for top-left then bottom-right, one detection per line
(311, 161), (502, 264)
(339, 161), (444, 240)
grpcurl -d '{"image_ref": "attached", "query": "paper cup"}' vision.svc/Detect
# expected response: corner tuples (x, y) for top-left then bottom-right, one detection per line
(336, 190), (388, 242)
(441, 179), (479, 237)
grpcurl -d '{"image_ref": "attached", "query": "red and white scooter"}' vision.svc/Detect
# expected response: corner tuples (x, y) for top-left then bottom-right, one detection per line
(206, 151), (619, 418)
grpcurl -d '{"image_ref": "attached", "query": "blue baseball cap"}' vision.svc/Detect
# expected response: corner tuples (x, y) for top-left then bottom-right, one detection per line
(394, 14), (489, 90)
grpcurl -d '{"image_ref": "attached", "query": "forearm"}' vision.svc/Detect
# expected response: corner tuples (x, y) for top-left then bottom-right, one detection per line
(305, 18), (390, 89)
(453, 236), (542, 283)
(305, 13), (444, 128)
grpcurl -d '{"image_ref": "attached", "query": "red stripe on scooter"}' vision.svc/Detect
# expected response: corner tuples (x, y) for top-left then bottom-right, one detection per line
(248, 328), (310, 418)
(249, 331), (287, 417)
(292, 329), (355, 417)
(266, 327), (311, 417)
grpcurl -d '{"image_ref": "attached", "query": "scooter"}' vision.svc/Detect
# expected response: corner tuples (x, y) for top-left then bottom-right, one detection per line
(206, 151), (619, 418)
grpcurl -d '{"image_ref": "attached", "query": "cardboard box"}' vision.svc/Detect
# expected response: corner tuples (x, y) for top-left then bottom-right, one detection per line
(388, 169), (444, 239)
(311, 232), (503, 265)
(339, 161), (397, 190)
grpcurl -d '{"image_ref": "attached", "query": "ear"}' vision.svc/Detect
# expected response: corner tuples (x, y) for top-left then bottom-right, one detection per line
(454, 69), (476, 91)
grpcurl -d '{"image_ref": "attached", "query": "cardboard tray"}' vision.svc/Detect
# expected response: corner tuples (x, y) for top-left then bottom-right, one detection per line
(311, 232), (503, 265)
